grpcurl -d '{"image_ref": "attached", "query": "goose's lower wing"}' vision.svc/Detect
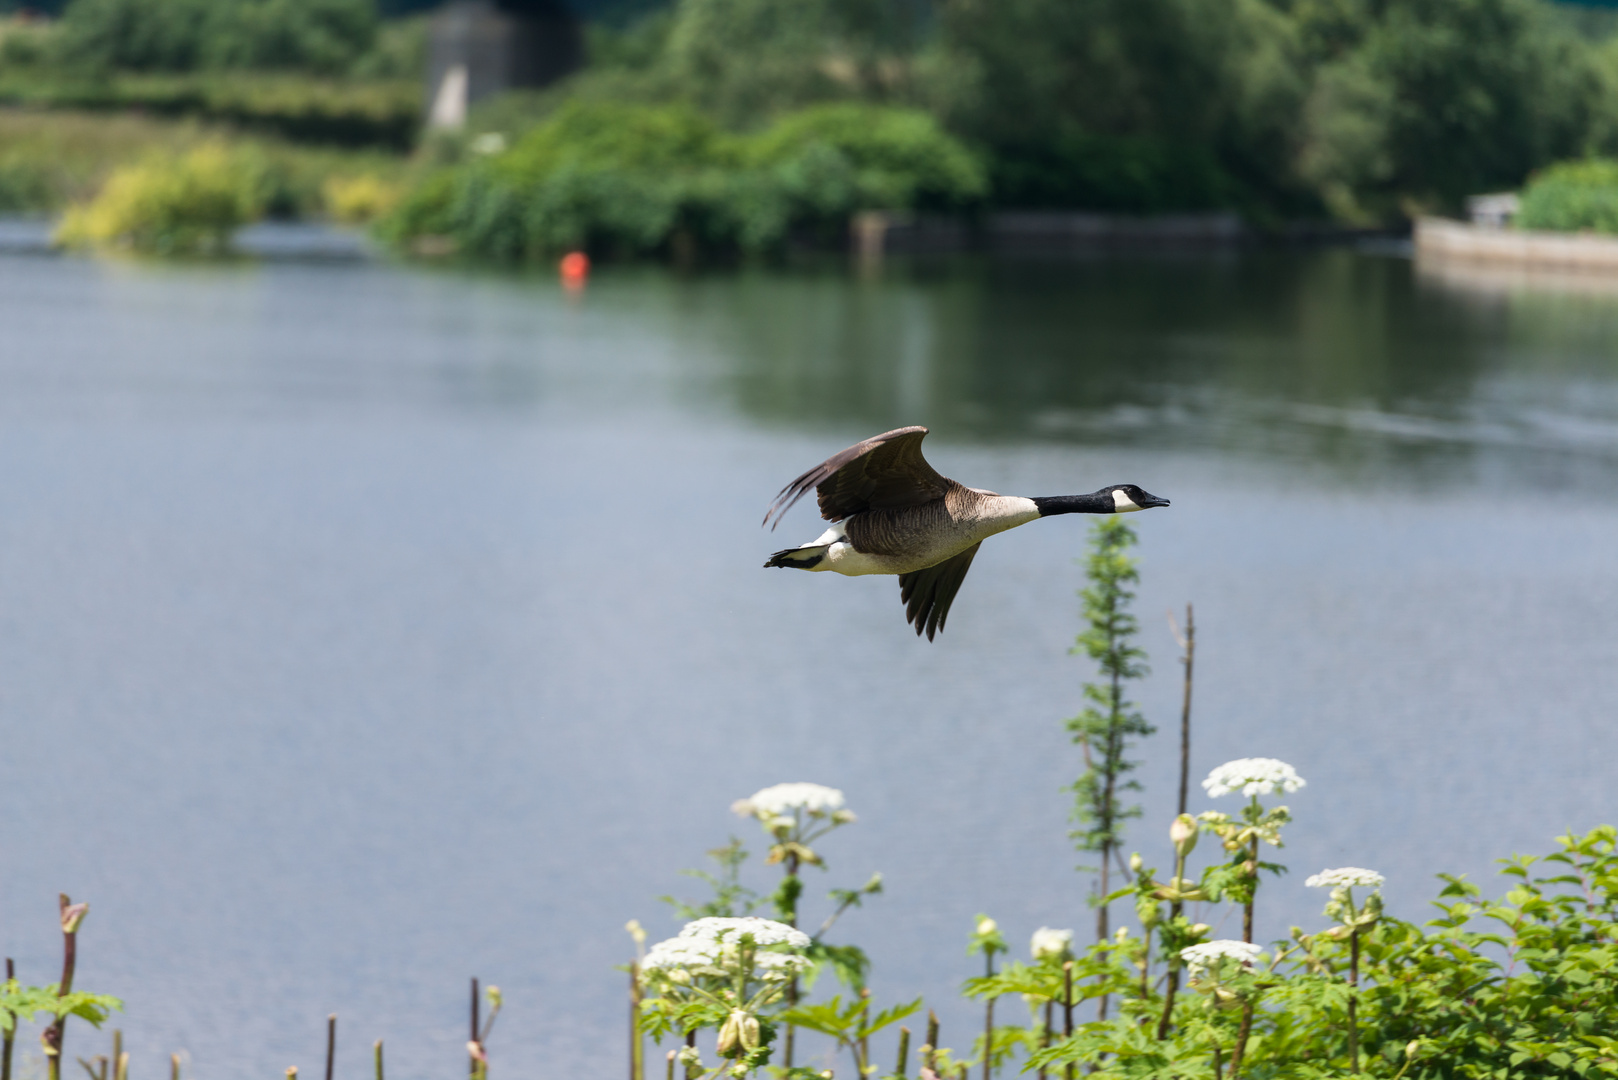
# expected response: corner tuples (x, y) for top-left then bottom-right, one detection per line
(898, 543), (981, 641)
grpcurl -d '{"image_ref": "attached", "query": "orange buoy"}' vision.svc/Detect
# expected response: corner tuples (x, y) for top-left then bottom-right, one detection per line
(559, 250), (590, 288)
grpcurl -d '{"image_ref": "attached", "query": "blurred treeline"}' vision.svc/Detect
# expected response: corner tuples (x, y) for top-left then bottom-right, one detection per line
(548, 0), (1618, 224)
(12, 0), (1618, 243)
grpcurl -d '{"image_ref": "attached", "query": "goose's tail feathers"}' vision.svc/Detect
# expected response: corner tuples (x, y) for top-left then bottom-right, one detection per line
(764, 545), (828, 570)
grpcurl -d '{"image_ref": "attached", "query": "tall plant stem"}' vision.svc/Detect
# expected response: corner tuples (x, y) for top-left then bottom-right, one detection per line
(782, 850), (801, 1069)
(3, 957), (14, 1080)
(46, 895), (84, 1080)
(1242, 834), (1258, 945)
(1038, 999), (1051, 1080)
(1157, 604), (1195, 1041)
(469, 978), (480, 1080)
(981, 951), (995, 1080)
(374, 1039), (384, 1080)
(1174, 605), (1195, 817)
(325, 1015), (336, 1080)
(925, 1011), (939, 1074)
(895, 1026), (910, 1078)
(1229, 1004), (1254, 1077)
(860, 988), (871, 1076)
(1156, 852), (1187, 1040)
(629, 962), (642, 1080)
(1061, 963), (1074, 1080)
(1211, 1042), (1223, 1080)
(1348, 932), (1361, 1074)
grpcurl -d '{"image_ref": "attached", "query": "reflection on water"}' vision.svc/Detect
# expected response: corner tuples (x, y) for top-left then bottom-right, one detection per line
(578, 250), (1618, 489)
(0, 247), (1614, 1080)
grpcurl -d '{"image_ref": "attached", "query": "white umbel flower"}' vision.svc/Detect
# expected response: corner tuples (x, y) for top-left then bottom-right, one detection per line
(1030, 927), (1073, 960)
(678, 917), (811, 950)
(643, 937), (722, 970)
(732, 783), (847, 817)
(1180, 940), (1261, 975)
(1202, 758), (1306, 798)
(1306, 867), (1385, 889)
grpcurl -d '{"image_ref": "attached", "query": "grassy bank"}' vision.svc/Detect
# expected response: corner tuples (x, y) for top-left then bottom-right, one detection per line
(0, 108), (410, 231)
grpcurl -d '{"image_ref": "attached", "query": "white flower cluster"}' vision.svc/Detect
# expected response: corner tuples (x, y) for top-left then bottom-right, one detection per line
(1202, 758), (1306, 798)
(1030, 927), (1073, 960)
(643, 917), (812, 975)
(678, 917), (811, 949)
(1306, 867), (1385, 889)
(732, 783), (847, 818)
(643, 937), (722, 970)
(1180, 940), (1262, 975)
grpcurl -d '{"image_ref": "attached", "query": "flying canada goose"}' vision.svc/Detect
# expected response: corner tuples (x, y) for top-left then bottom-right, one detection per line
(762, 426), (1170, 640)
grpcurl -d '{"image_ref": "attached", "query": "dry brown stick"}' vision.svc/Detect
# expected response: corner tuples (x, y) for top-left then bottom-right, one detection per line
(3, 957), (15, 1080)
(629, 962), (642, 1080)
(469, 979), (480, 1080)
(325, 1015), (336, 1080)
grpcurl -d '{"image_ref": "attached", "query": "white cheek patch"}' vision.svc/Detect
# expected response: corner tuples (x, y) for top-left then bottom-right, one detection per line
(1112, 489), (1143, 513)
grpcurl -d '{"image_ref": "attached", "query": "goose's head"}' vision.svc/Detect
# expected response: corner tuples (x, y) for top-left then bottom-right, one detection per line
(1109, 485), (1171, 512)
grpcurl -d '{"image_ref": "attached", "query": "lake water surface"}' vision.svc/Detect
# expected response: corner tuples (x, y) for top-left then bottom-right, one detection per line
(0, 246), (1615, 1079)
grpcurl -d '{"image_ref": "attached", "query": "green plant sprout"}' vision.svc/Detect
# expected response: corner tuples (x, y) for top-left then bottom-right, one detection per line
(1067, 517), (1154, 990)
(776, 991), (921, 1079)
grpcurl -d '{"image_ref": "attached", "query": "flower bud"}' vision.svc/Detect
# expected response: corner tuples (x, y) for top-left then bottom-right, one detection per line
(831, 809), (858, 825)
(485, 986), (502, 1010)
(60, 901), (88, 935)
(1129, 852), (1143, 873)
(717, 1011), (745, 1056)
(466, 1043), (486, 1064)
(1189, 923), (1211, 938)
(1169, 814), (1199, 857)
(626, 920), (646, 947)
(1406, 1041), (1421, 1059)
(976, 916), (997, 936)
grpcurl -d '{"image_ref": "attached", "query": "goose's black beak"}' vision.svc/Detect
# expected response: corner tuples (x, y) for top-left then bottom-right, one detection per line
(1140, 493), (1171, 509)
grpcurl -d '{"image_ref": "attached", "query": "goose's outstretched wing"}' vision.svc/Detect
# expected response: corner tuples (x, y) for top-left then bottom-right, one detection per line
(763, 426), (948, 529)
(898, 543), (981, 641)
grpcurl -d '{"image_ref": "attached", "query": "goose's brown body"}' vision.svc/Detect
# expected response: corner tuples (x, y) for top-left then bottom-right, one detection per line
(762, 426), (1167, 639)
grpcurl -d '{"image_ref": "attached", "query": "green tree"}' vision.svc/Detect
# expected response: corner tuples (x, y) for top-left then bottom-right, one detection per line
(58, 0), (378, 74)
(1067, 518), (1154, 951)
(1298, 0), (1600, 220)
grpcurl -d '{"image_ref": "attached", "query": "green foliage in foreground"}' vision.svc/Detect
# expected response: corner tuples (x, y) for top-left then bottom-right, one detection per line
(1517, 158), (1618, 233)
(380, 101), (986, 259)
(981, 826), (1618, 1077)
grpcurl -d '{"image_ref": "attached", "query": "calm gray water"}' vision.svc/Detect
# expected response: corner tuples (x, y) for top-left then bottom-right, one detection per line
(0, 246), (1615, 1080)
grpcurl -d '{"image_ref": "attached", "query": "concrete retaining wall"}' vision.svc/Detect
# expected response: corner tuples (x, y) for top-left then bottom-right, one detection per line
(1415, 216), (1618, 271)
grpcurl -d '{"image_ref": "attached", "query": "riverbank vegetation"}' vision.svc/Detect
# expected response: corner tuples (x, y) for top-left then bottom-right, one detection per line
(16, 0), (1618, 254)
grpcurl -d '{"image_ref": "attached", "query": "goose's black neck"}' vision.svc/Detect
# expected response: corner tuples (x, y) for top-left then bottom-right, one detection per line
(1033, 492), (1113, 516)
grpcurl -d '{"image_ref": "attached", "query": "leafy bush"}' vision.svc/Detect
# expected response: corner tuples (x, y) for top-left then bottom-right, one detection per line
(381, 100), (985, 259)
(1516, 158), (1618, 233)
(322, 172), (400, 222)
(57, 0), (380, 75)
(997, 825), (1618, 1077)
(55, 143), (264, 251)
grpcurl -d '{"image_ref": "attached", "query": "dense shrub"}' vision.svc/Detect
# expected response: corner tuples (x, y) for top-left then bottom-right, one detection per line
(1516, 158), (1618, 232)
(57, 0), (380, 75)
(381, 100), (984, 258)
(55, 143), (266, 250)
